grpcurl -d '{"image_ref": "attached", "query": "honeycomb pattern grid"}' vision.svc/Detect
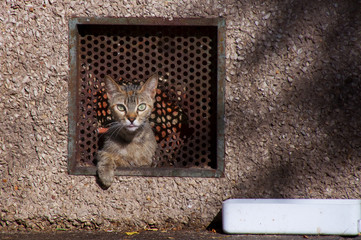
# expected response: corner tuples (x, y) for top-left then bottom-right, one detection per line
(76, 24), (218, 169)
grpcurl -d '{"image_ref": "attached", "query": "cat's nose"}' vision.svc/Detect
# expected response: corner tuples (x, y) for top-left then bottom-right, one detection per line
(127, 116), (136, 123)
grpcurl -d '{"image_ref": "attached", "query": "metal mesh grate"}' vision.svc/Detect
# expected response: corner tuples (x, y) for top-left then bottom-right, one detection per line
(68, 18), (225, 177)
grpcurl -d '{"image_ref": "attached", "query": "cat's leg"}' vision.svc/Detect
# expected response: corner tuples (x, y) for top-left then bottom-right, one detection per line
(97, 151), (116, 189)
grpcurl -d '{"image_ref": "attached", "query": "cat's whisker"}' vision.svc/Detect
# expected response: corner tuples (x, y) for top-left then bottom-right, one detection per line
(108, 123), (125, 140)
(114, 125), (125, 138)
(106, 121), (118, 128)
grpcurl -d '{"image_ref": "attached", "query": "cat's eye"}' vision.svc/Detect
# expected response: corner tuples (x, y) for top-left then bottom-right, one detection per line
(117, 104), (126, 112)
(137, 103), (146, 111)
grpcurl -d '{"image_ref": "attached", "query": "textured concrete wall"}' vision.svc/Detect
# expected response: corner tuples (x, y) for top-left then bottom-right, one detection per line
(1, 0), (361, 231)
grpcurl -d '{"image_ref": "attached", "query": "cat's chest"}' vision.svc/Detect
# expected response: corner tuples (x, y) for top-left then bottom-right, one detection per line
(115, 141), (154, 167)
(106, 131), (156, 167)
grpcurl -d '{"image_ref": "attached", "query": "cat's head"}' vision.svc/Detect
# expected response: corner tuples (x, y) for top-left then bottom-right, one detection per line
(105, 74), (158, 132)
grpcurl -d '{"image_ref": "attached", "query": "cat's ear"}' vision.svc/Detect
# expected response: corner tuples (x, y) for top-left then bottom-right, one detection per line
(105, 75), (124, 101)
(140, 74), (158, 98)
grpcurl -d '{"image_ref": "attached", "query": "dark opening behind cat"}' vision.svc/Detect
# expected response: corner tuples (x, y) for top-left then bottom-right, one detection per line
(97, 74), (158, 188)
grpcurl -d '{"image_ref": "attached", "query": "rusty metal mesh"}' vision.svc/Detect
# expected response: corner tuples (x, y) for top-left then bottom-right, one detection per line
(76, 24), (218, 169)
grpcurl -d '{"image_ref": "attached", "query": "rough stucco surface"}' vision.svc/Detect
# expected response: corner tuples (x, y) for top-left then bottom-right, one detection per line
(0, 0), (361, 232)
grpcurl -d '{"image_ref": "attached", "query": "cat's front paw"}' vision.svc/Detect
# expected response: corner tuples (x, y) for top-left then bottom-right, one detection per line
(97, 169), (114, 189)
(97, 152), (116, 189)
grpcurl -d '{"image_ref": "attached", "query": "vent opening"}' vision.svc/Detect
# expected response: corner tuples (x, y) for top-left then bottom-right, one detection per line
(69, 18), (225, 177)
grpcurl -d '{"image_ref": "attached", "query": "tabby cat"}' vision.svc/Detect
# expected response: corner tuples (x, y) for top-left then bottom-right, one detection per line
(97, 74), (158, 188)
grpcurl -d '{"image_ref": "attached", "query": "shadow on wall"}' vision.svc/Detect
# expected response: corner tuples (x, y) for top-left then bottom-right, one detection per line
(230, 0), (361, 198)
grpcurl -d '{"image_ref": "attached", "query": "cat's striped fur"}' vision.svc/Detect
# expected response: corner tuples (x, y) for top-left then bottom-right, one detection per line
(97, 74), (158, 188)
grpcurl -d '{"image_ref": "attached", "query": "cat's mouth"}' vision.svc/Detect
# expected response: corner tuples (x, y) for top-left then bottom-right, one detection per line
(126, 124), (139, 131)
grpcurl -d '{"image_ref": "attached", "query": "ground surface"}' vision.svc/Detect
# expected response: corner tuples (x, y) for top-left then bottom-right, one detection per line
(1, 230), (360, 240)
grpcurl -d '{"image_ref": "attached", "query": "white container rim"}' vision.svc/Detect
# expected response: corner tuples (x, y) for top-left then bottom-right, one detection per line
(223, 198), (361, 205)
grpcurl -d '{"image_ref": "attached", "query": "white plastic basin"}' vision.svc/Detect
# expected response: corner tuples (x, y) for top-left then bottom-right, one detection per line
(222, 199), (361, 235)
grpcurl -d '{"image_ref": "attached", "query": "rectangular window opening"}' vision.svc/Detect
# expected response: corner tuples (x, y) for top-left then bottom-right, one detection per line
(68, 17), (225, 177)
